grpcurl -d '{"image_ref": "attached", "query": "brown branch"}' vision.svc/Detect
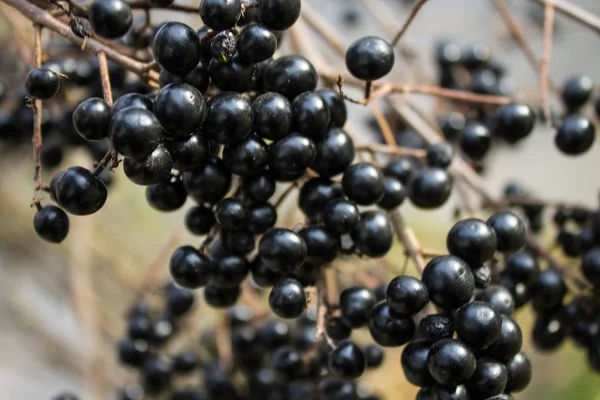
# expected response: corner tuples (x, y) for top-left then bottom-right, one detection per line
(390, 211), (426, 273)
(274, 182), (298, 209)
(391, 0), (430, 46)
(354, 143), (426, 158)
(216, 313), (233, 372)
(31, 24), (43, 209)
(3, 0), (159, 82)
(315, 268), (336, 349)
(97, 51), (113, 107)
(540, 2), (555, 124)
(370, 102), (398, 147)
(529, 0), (600, 35)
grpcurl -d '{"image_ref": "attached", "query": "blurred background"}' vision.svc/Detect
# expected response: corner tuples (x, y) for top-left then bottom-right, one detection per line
(1, 0), (600, 399)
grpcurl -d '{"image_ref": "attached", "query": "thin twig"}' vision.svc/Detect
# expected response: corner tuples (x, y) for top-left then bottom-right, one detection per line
(540, 2), (555, 124)
(529, 0), (600, 35)
(390, 211), (426, 273)
(216, 313), (233, 372)
(95, 51), (119, 172)
(354, 143), (426, 158)
(274, 183), (298, 209)
(31, 24), (43, 209)
(369, 101), (398, 147)
(391, 0), (430, 46)
(315, 268), (336, 349)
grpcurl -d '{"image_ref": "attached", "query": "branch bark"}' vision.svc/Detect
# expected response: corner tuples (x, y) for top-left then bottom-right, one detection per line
(31, 24), (43, 209)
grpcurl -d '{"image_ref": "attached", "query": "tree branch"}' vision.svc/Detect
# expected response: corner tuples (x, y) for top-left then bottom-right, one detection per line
(540, 2), (555, 124)
(31, 24), (43, 210)
(390, 0), (430, 46)
(529, 0), (600, 35)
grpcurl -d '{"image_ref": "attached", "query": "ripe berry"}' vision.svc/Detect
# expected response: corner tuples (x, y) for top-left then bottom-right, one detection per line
(340, 286), (376, 328)
(252, 92), (293, 141)
(262, 55), (317, 99)
(421, 256), (475, 309)
(530, 269), (566, 313)
(204, 283), (240, 308)
(532, 312), (567, 350)
(328, 340), (366, 379)
(345, 36), (394, 81)
(242, 172), (276, 202)
(311, 127), (355, 178)
(318, 88), (347, 128)
(484, 315), (523, 362)
(377, 176), (406, 210)
(237, 23), (277, 63)
(204, 92), (253, 145)
(486, 211), (525, 253)
(505, 250), (540, 284)
(408, 168), (453, 209)
(431, 385), (469, 400)
(170, 246), (212, 288)
(385, 157), (417, 184)
(401, 340), (434, 387)
(51, 166), (108, 215)
(504, 352), (532, 393)
(25, 68), (60, 100)
(582, 248), (600, 286)
(146, 178), (187, 211)
(298, 177), (342, 218)
(269, 133), (316, 175)
(455, 301), (502, 348)
(476, 285), (515, 316)
(364, 345), (384, 369)
(342, 162), (385, 205)
(112, 93), (153, 113)
(351, 211), (394, 258)
(555, 115), (595, 155)
(466, 359), (507, 399)
(459, 122), (491, 161)
(493, 103), (535, 143)
(215, 198), (248, 230)
(153, 22), (201, 76)
(292, 91), (330, 139)
(269, 279), (306, 319)
(386, 275), (429, 316)
(72, 97), (111, 141)
(166, 133), (210, 172)
(299, 226), (340, 266)
(257, 0), (301, 30)
(258, 228), (307, 273)
(89, 0), (132, 39)
(118, 338), (149, 367)
(323, 198), (359, 235)
(123, 145), (173, 186)
(561, 75), (594, 111)
(368, 301), (415, 347)
(33, 205), (69, 243)
(210, 255), (249, 288)
(109, 108), (162, 160)
(427, 339), (476, 386)
(143, 356), (172, 393)
(153, 83), (206, 138)
(447, 218), (497, 266)
(208, 54), (257, 92)
(199, 0), (241, 30)
(426, 142), (454, 169)
(420, 314), (454, 343)
(183, 156), (232, 204)
(166, 284), (195, 316)
(223, 135), (269, 176)
(247, 202), (277, 234)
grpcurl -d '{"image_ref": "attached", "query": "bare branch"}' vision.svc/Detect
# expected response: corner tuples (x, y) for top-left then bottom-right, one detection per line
(540, 2), (555, 124)
(391, 0), (430, 47)
(31, 24), (43, 210)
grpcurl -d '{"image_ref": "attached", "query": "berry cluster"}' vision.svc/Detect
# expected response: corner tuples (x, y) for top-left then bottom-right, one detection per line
(5, 0), (600, 399)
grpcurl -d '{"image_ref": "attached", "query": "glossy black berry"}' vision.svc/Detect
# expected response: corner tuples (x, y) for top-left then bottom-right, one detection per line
(237, 23), (277, 63)
(298, 177), (342, 218)
(112, 93), (153, 113)
(170, 246), (212, 288)
(459, 122), (491, 161)
(257, 0), (301, 30)
(143, 356), (172, 393)
(242, 172), (276, 202)
(199, 0), (241, 30)
(504, 352), (532, 393)
(204, 92), (253, 145)
(118, 338), (149, 367)
(368, 301), (415, 347)
(72, 98), (111, 141)
(326, 317), (352, 341)
(311, 127), (355, 178)
(208, 54), (257, 92)
(431, 385), (469, 400)
(386, 275), (429, 316)
(401, 340), (434, 387)
(252, 92), (293, 141)
(123, 145), (173, 186)
(323, 198), (359, 235)
(258, 228), (307, 273)
(292, 91), (330, 139)
(318, 88), (347, 128)
(342, 162), (385, 205)
(204, 284), (240, 308)
(33, 205), (69, 243)
(299, 226), (340, 266)
(146, 178), (187, 211)
(455, 301), (502, 348)
(476, 285), (515, 316)
(486, 211), (525, 253)
(493, 103), (535, 143)
(345, 36), (394, 81)
(247, 202), (277, 234)
(340, 286), (376, 328)
(561, 75), (593, 111)
(269, 133), (316, 174)
(421, 256), (475, 309)
(420, 314), (454, 343)
(183, 156), (232, 205)
(222, 135), (268, 176)
(582, 248), (600, 286)
(89, 0), (132, 39)
(555, 115), (595, 155)
(440, 112), (466, 140)
(165, 284), (195, 316)
(505, 250), (540, 284)
(530, 269), (566, 313)
(408, 168), (453, 209)
(377, 176), (406, 210)
(214, 198), (248, 230)
(447, 218), (497, 266)
(166, 134), (210, 172)
(269, 279), (306, 319)
(466, 359), (507, 399)
(351, 210), (394, 258)
(262, 55), (317, 99)
(364, 345), (384, 369)
(25, 68), (60, 100)
(532, 312), (567, 350)
(109, 108), (162, 160)
(328, 340), (366, 379)
(51, 166), (108, 215)
(210, 255), (249, 288)
(484, 315), (523, 362)
(153, 22), (201, 76)
(153, 83), (206, 138)
(426, 142), (454, 169)
(427, 338), (476, 387)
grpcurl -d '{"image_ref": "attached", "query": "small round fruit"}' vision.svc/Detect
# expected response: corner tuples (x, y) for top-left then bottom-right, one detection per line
(299, 226), (340, 266)
(109, 108), (162, 160)
(484, 315), (523, 362)
(340, 286), (376, 328)
(166, 133), (210, 172)
(504, 352), (532, 393)
(408, 168), (452, 209)
(182, 156), (231, 205)
(323, 198), (359, 235)
(257, 0), (301, 30)
(505, 250), (540, 284)
(351, 211), (394, 258)
(401, 340), (434, 387)
(123, 146), (173, 186)
(89, 0), (132, 39)
(420, 314), (454, 343)
(368, 301), (415, 347)
(426, 142), (454, 169)
(318, 88), (347, 127)
(459, 122), (491, 161)
(33, 205), (69, 243)
(312, 128), (355, 178)
(328, 340), (366, 379)
(153, 82), (206, 138)
(25, 68), (60, 100)
(252, 92), (293, 141)
(555, 115), (595, 155)
(170, 246), (212, 288)
(215, 198), (248, 230)
(427, 338), (476, 387)
(185, 205), (215, 235)
(342, 162), (385, 206)
(269, 279), (306, 319)
(345, 36), (394, 81)
(530, 269), (566, 313)
(455, 301), (502, 348)
(466, 360), (507, 399)
(292, 91), (330, 139)
(386, 275), (429, 316)
(421, 255), (475, 309)
(72, 97), (111, 141)
(298, 178), (342, 218)
(377, 176), (406, 210)
(51, 166), (108, 215)
(561, 75), (594, 111)
(258, 228), (307, 273)
(237, 23), (277, 63)
(582, 248), (600, 286)
(204, 92), (253, 145)
(486, 211), (525, 253)
(223, 135), (269, 176)
(146, 179), (187, 211)
(447, 218), (497, 266)
(269, 134), (316, 175)
(153, 22), (201, 76)
(262, 55), (317, 99)
(199, 0), (241, 30)
(493, 103), (535, 143)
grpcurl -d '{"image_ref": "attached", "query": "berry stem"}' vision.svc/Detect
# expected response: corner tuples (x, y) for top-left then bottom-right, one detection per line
(31, 24), (43, 210)
(540, 2), (555, 125)
(315, 268), (336, 349)
(390, 0), (430, 47)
